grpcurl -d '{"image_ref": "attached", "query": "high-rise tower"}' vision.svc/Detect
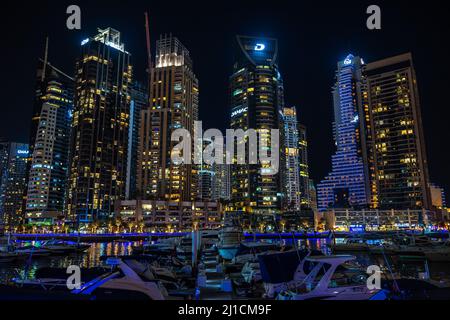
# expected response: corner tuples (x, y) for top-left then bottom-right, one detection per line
(25, 59), (74, 221)
(364, 53), (431, 209)
(0, 141), (29, 227)
(280, 106), (301, 211)
(138, 35), (199, 201)
(127, 81), (148, 200)
(67, 28), (132, 223)
(317, 55), (371, 211)
(229, 35), (284, 214)
(298, 124), (311, 208)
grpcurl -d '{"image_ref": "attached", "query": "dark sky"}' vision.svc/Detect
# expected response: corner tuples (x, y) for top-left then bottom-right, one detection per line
(1, 0), (449, 194)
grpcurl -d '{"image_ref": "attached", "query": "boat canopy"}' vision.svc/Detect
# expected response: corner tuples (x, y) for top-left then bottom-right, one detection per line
(258, 250), (319, 284)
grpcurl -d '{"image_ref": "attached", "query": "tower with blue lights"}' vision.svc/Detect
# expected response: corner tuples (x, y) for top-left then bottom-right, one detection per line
(317, 54), (370, 211)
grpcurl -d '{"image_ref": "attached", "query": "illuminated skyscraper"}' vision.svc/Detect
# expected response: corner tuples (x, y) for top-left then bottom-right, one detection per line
(212, 159), (231, 202)
(364, 53), (431, 209)
(25, 60), (74, 223)
(229, 35), (284, 214)
(298, 124), (311, 207)
(126, 81), (148, 199)
(67, 28), (132, 223)
(0, 141), (29, 227)
(138, 35), (199, 201)
(280, 107), (301, 211)
(198, 138), (214, 201)
(317, 55), (371, 211)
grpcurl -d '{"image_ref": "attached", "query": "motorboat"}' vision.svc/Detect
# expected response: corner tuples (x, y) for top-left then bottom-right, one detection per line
(124, 258), (193, 297)
(329, 237), (369, 252)
(132, 238), (177, 255)
(200, 229), (220, 246)
(9, 259), (169, 300)
(241, 261), (262, 283)
(277, 255), (387, 300)
(217, 217), (243, 260)
(0, 235), (27, 262)
(391, 235), (445, 256)
(40, 239), (90, 254)
(231, 242), (286, 264)
(424, 241), (450, 262)
(367, 241), (398, 255)
(0, 252), (19, 263)
(14, 245), (52, 257)
(258, 249), (323, 298)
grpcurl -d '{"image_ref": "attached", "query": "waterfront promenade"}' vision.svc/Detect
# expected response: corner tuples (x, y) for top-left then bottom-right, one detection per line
(11, 230), (449, 242)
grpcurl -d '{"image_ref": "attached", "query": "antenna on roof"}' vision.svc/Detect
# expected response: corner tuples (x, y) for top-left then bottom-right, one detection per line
(144, 12), (152, 72)
(42, 36), (49, 81)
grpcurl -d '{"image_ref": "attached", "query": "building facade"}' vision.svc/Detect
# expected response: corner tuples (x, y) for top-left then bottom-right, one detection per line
(429, 183), (446, 209)
(0, 142), (29, 227)
(115, 200), (222, 231)
(126, 81), (148, 200)
(138, 35), (199, 202)
(229, 35), (284, 214)
(364, 53), (431, 210)
(298, 124), (311, 207)
(317, 55), (371, 211)
(212, 158), (231, 202)
(25, 60), (74, 223)
(66, 28), (132, 223)
(326, 208), (430, 231)
(280, 106), (302, 211)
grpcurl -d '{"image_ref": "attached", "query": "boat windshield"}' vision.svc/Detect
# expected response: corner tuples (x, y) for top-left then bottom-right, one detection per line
(328, 270), (368, 288)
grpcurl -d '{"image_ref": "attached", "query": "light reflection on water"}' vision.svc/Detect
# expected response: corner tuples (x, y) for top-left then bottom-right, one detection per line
(1, 238), (449, 284)
(0, 241), (139, 284)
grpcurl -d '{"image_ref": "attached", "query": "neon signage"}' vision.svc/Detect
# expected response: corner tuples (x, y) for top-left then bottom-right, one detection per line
(254, 44), (265, 51)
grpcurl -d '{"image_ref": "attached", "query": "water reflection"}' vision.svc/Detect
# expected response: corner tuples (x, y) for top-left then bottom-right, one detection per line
(0, 241), (139, 284)
(1, 238), (449, 284)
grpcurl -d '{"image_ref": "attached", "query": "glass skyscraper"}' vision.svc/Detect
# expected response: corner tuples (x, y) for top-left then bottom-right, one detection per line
(67, 28), (132, 223)
(280, 106), (301, 211)
(138, 35), (199, 202)
(25, 60), (74, 223)
(126, 81), (148, 200)
(0, 141), (29, 227)
(364, 53), (431, 209)
(229, 35), (284, 214)
(317, 54), (370, 211)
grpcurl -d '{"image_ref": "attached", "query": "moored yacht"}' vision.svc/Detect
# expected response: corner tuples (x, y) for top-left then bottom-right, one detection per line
(0, 235), (27, 262)
(40, 239), (90, 254)
(258, 249), (323, 298)
(277, 255), (387, 300)
(232, 242), (286, 264)
(14, 245), (52, 257)
(217, 216), (243, 260)
(329, 237), (369, 252)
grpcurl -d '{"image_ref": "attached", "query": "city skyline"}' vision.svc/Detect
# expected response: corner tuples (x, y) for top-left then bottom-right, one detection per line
(1, 1), (449, 198)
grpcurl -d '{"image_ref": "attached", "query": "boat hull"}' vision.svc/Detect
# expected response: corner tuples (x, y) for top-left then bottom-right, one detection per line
(425, 251), (450, 262)
(218, 246), (239, 260)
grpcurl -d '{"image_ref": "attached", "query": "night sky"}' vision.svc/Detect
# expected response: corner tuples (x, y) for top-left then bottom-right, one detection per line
(1, 0), (449, 194)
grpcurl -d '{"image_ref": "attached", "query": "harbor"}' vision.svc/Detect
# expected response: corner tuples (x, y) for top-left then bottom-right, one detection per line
(1, 224), (450, 300)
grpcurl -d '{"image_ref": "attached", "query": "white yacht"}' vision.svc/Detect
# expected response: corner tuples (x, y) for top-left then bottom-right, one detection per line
(277, 255), (387, 300)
